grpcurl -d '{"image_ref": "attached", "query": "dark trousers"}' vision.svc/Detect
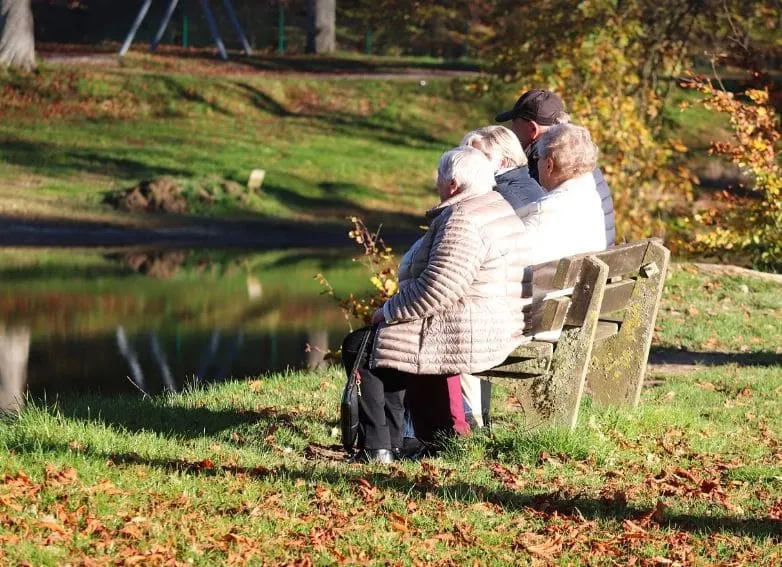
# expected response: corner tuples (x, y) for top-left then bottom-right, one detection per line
(341, 327), (470, 450)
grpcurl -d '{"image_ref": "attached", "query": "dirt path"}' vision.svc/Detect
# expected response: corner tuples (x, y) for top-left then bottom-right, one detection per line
(39, 52), (480, 81)
(691, 262), (782, 284)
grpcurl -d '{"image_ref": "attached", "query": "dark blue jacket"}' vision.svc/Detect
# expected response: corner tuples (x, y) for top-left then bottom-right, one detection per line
(494, 166), (545, 212)
(528, 140), (616, 247)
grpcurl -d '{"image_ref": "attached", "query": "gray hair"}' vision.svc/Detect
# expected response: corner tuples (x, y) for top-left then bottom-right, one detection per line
(550, 111), (571, 125)
(535, 111), (572, 137)
(460, 125), (526, 171)
(438, 146), (496, 195)
(537, 124), (598, 180)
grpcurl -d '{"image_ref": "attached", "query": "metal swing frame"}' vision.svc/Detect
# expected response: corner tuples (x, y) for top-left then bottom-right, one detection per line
(119, 0), (252, 60)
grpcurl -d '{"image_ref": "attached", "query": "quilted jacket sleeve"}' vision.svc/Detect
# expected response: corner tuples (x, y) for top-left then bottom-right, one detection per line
(383, 210), (483, 323)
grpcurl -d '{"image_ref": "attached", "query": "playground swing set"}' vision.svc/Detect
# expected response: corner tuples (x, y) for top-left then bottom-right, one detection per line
(119, 0), (253, 60)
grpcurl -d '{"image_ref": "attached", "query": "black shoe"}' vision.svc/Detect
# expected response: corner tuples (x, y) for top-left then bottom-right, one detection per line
(349, 448), (395, 464)
(405, 444), (439, 461)
(391, 437), (425, 460)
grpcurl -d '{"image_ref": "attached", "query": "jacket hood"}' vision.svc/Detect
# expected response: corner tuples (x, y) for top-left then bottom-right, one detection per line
(425, 187), (493, 221)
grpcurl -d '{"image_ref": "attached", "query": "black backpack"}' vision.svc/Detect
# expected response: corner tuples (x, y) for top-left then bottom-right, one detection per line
(340, 329), (373, 454)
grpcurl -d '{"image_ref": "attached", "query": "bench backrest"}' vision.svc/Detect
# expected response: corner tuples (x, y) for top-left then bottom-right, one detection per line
(482, 238), (670, 429)
(523, 239), (663, 338)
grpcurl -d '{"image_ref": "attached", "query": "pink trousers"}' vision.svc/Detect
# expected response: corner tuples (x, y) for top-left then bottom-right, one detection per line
(406, 374), (471, 444)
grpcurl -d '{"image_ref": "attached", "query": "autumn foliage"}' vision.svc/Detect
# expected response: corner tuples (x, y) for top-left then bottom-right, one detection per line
(676, 75), (781, 270)
(315, 217), (399, 327)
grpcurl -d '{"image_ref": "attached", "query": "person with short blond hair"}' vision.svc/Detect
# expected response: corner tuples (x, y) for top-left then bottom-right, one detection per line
(461, 125), (544, 213)
(462, 125), (526, 169)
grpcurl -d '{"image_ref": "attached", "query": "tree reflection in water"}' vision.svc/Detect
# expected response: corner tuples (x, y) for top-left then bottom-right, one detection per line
(0, 326), (30, 413)
(0, 247), (367, 398)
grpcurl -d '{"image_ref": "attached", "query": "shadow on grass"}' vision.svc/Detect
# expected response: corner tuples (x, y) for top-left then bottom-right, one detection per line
(649, 347), (782, 368)
(262, 178), (424, 230)
(156, 75), (234, 116)
(52, 395), (313, 438)
(12, 437), (781, 541)
(0, 139), (190, 181)
(232, 80), (451, 149)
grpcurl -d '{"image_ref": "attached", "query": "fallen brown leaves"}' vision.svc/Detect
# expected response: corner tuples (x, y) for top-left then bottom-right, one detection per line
(1, 445), (778, 566)
(646, 466), (745, 513)
(0, 70), (144, 122)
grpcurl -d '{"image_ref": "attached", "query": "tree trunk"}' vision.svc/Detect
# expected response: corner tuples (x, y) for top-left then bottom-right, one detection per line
(306, 0), (336, 54)
(0, 0), (35, 71)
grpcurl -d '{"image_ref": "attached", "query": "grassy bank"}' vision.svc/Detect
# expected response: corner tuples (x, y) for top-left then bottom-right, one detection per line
(0, 55), (494, 229)
(0, 54), (730, 236)
(1, 265), (779, 564)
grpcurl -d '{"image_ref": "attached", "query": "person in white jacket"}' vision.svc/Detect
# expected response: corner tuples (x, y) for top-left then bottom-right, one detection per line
(466, 123), (607, 429)
(516, 123), (606, 263)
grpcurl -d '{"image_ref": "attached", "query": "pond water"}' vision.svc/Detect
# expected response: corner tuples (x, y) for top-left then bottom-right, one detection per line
(0, 247), (371, 409)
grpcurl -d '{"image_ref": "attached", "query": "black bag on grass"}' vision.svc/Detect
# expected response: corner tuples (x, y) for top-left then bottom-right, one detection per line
(340, 328), (373, 454)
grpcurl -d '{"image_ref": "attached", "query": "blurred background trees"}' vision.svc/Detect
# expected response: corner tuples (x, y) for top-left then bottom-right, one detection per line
(6, 0), (781, 268)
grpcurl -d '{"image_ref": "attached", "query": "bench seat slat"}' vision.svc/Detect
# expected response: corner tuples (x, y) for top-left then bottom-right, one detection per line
(477, 341), (554, 378)
(540, 297), (571, 332)
(594, 320), (620, 342)
(508, 341), (554, 359)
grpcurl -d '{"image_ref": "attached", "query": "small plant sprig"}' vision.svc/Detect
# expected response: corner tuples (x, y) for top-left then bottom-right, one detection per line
(315, 217), (399, 328)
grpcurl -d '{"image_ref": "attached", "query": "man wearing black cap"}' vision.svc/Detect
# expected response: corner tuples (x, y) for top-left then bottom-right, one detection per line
(496, 89), (616, 248)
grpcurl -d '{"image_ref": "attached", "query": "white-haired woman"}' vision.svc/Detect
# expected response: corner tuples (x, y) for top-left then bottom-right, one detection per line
(462, 125), (545, 213)
(341, 146), (528, 463)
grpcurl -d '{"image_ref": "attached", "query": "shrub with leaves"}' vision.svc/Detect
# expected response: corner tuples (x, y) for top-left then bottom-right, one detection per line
(678, 74), (781, 270)
(315, 217), (399, 328)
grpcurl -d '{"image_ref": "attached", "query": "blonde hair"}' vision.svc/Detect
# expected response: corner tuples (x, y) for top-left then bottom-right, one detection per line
(537, 124), (598, 180)
(460, 125), (526, 171)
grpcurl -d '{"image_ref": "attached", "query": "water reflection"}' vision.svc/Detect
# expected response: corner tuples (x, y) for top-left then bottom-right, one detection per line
(0, 326), (30, 413)
(0, 248), (367, 399)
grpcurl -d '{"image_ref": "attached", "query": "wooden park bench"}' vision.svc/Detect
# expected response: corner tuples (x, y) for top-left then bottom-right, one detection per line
(477, 239), (670, 430)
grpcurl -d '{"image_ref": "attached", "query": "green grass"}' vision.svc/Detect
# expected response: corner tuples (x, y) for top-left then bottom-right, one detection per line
(0, 58), (495, 228)
(1, 266), (779, 564)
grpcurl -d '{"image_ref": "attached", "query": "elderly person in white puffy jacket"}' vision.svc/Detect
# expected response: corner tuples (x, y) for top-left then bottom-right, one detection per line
(340, 146), (529, 463)
(516, 123), (606, 263)
(465, 123), (608, 429)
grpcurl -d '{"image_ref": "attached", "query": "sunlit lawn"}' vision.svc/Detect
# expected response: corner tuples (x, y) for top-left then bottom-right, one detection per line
(1, 264), (779, 565)
(0, 55), (494, 228)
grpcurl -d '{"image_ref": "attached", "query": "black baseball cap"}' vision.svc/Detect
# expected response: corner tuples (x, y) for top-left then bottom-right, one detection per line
(495, 89), (566, 124)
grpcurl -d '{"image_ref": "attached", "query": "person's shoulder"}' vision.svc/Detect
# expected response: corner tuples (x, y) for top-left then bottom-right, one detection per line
(497, 165), (533, 183)
(516, 200), (541, 219)
(456, 191), (518, 224)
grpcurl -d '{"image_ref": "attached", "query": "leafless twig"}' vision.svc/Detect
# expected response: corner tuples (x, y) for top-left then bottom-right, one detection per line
(126, 375), (151, 400)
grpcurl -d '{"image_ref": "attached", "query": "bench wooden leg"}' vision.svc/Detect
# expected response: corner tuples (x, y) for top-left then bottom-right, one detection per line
(586, 242), (670, 406)
(514, 256), (609, 430)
